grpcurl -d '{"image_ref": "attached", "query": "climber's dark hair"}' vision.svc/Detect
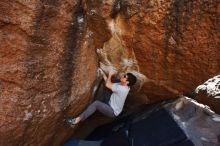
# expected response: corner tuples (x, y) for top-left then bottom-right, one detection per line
(126, 73), (137, 86)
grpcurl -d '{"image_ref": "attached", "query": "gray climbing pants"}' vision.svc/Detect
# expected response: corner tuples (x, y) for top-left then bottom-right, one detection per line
(79, 100), (115, 121)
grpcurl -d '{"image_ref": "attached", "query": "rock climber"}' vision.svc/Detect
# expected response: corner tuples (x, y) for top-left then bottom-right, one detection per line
(65, 69), (137, 126)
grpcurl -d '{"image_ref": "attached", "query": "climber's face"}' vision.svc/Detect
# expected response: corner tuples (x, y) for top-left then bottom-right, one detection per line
(120, 74), (128, 85)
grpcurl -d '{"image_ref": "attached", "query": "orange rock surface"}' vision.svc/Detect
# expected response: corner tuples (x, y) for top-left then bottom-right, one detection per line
(0, 0), (219, 145)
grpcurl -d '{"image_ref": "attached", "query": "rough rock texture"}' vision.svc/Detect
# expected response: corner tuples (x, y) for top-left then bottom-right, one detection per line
(165, 96), (220, 146)
(195, 75), (220, 113)
(101, 0), (220, 101)
(0, 0), (97, 146)
(0, 0), (219, 146)
(95, 0), (220, 108)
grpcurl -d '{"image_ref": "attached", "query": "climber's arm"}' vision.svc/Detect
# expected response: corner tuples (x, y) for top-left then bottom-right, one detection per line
(105, 72), (113, 90)
(100, 69), (114, 90)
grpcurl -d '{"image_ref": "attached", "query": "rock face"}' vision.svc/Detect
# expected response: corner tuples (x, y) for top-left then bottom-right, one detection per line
(195, 75), (220, 113)
(0, 1), (97, 146)
(165, 96), (220, 146)
(0, 0), (219, 146)
(103, 0), (220, 100)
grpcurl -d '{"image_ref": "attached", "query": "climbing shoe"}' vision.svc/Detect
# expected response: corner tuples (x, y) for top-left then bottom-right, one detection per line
(64, 117), (77, 127)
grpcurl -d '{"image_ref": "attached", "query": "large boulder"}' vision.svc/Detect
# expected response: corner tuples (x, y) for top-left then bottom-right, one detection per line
(0, 0), (219, 145)
(0, 0), (97, 146)
(97, 0), (220, 100)
(195, 75), (220, 113)
(165, 96), (220, 146)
